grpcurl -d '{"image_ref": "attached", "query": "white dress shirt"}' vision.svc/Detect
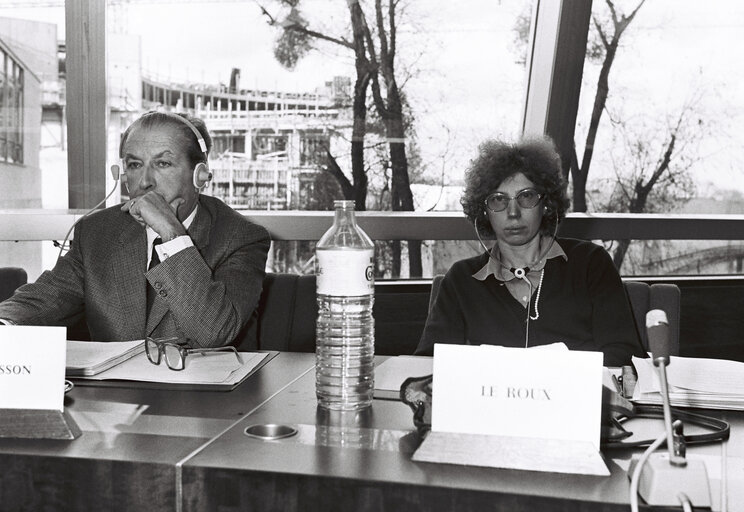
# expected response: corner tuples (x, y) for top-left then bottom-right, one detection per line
(146, 204), (198, 269)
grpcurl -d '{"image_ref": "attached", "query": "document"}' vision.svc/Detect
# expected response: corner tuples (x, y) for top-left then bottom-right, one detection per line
(66, 340), (145, 376)
(632, 355), (744, 410)
(72, 351), (269, 391)
(374, 355), (433, 400)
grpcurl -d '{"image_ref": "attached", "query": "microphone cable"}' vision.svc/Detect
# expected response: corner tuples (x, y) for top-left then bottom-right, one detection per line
(55, 165), (121, 261)
(473, 218), (557, 347)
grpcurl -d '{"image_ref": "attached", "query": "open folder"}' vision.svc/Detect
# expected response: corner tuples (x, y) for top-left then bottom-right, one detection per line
(66, 340), (270, 391)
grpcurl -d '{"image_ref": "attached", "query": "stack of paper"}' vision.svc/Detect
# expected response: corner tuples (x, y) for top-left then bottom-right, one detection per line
(66, 340), (145, 376)
(632, 355), (744, 410)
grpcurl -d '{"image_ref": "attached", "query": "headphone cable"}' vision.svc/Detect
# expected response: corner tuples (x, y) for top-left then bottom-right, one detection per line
(56, 171), (120, 261)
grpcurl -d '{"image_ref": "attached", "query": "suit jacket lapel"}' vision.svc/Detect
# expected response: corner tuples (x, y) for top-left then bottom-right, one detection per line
(113, 219), (148, 338)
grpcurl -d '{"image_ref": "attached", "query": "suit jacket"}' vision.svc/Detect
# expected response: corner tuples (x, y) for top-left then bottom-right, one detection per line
(0, 195), (270, 348)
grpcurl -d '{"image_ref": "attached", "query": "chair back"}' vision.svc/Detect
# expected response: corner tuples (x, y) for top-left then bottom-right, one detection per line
(0, 267), (27, 302)
(429, 274), (444, 315)
(252, 273), (318, 352)
(624, 281), (681, 356)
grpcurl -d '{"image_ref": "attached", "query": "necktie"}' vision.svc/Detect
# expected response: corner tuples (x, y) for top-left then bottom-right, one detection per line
(147, 238), (163, 315)
(149, 238), (163, 271)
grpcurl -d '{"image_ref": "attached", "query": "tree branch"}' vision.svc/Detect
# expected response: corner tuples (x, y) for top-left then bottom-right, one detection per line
(323, 146), (354, 198)
(593, 16), (609, 48)
(284, 23), (355, 49)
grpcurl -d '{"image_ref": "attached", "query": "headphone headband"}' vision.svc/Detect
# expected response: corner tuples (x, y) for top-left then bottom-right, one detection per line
(143, 111), (208, 155)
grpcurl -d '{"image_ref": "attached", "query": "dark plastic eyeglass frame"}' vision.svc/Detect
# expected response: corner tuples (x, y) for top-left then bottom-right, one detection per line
(145, 336), (243, 371)
(484, 188), (543, 213)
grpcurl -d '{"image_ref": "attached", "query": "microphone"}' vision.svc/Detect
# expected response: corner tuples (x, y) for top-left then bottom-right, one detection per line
(647, 309), (670, 366)
(645, 310), (685, 466)
(628, 310), (711, 509)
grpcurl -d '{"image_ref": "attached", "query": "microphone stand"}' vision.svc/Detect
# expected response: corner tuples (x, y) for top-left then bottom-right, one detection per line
(654, 354), (687, 467)
(628, 310), (711, 509)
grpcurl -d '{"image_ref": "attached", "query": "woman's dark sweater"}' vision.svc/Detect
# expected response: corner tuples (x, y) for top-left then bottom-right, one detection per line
(416, 238), (646, 366)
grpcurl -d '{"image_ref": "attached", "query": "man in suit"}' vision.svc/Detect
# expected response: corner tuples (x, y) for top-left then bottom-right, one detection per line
(0, 112), (270, 348)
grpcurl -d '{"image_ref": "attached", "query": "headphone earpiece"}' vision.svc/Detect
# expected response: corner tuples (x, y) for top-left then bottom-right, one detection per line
(114, 164), (132, 196)
(193, 162), (212, 190)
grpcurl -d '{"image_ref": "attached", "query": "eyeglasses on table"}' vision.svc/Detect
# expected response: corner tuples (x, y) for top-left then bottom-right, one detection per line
(145, 336), (243, 371)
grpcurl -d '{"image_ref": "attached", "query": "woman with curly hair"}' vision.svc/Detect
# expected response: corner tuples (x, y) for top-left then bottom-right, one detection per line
(415, 136), (645, 366)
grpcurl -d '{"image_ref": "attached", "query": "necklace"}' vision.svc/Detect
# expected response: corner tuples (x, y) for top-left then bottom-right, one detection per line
(523, 267), (545, 348)
(529, 268), (545, 321)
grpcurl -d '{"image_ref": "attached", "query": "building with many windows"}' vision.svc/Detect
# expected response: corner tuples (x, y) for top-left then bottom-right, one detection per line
(131, 64), (353, 210)
(0, 18), (48, 275)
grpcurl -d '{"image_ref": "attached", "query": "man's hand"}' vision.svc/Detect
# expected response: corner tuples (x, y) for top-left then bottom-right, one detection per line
(122, 191), (187, 241)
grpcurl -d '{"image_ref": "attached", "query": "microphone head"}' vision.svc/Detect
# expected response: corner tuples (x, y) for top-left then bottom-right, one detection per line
(646, 309), (671, 366)
(646, 309), (668, 328)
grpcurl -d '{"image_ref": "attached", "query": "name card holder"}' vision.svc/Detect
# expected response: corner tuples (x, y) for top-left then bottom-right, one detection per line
(0, 409), (81, 440)
(413, 432), (607, 476)
(412, 344), (608, 476)
(0, 326), (81, 440)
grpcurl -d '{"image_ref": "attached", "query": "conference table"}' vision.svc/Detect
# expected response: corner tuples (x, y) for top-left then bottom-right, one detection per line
(0, 352), (741, 511)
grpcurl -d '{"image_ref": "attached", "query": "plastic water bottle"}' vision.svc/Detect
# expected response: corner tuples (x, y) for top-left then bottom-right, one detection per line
(315, 200), (375, 411)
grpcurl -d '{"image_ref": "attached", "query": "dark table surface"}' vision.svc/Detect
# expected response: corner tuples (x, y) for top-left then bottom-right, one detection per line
(1, 352), (741, 512)
(181, 354), (743, 512)
(0, 351), (316, 512)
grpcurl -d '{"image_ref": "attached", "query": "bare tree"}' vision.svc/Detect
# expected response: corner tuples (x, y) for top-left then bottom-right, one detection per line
(511, 1), (715, 273)
(511, 0), (646, 211)
(573, 0), (646, 212)
(259, 0), (423, 277)
(260, 0), (372, 211)
(601, 99), (702, 268)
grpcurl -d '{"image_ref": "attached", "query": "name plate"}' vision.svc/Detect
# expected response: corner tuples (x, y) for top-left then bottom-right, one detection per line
(432, 343), (603, 446)
(413, 343), (608, 475)
(0, 326), (66, 410)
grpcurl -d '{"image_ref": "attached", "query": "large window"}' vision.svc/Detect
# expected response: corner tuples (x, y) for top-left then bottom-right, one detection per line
(0, 8), (63, 281)
(106, 0), (531, 278)
(0, 1), (743, 281)
(573, 0), (744, 275)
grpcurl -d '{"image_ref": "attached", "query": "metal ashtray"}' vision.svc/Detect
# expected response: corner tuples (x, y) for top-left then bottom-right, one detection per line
(244, 424), (298, 441)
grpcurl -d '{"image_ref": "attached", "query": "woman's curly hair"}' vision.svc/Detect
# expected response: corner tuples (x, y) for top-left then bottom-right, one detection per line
(461, 136), (570, 237)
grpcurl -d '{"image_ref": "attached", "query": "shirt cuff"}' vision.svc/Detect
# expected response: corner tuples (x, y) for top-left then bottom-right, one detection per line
(156, 235), (194, 261)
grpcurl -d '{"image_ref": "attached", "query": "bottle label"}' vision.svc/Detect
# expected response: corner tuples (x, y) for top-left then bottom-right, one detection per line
(317, 249), (374, 296)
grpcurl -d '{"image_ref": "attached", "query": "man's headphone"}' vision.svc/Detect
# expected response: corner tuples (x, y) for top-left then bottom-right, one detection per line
(120, 111), (213, 191)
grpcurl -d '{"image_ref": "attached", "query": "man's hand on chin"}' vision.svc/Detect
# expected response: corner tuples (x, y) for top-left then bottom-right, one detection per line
(121, 192), (187, 241)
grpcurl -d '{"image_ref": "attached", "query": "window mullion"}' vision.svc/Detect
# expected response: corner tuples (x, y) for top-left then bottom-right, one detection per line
(66, 0), (107, 209)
